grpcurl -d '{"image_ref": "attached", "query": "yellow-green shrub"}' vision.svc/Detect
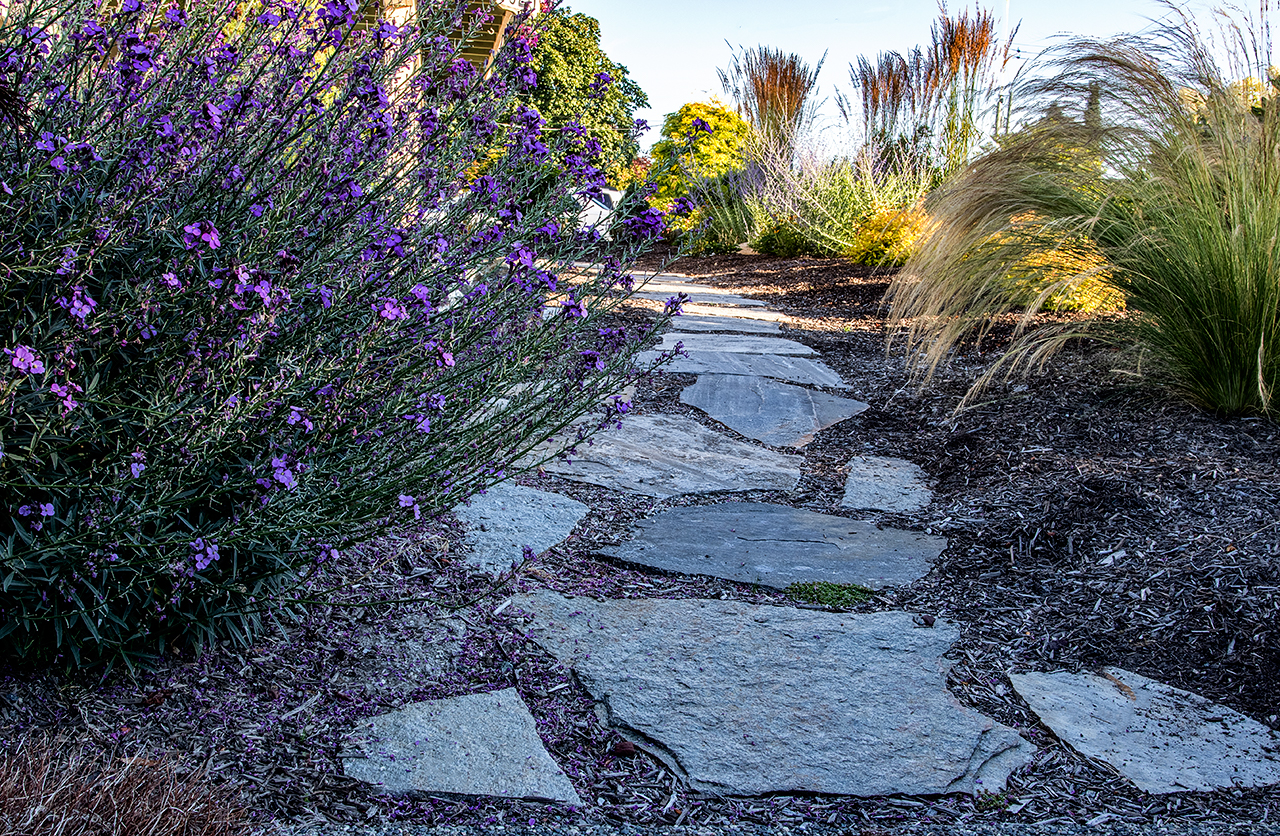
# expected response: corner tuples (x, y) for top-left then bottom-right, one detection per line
(841, 206), (928, 267)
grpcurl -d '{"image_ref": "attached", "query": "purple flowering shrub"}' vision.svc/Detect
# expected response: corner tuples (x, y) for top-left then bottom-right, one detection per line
(0, 0), (668, 667)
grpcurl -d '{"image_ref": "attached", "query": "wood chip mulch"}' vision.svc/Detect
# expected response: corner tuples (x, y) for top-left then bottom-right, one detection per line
(1, 251), (1277, 832)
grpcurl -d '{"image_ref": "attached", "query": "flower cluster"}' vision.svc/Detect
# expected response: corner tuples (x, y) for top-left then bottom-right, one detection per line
(0, 0), (674, 667)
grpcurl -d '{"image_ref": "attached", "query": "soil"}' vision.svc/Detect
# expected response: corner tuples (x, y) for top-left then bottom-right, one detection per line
(2, 251), (1277, 833)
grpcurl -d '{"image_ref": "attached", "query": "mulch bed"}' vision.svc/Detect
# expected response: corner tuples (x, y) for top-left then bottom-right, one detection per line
(2, 252), (1277, 833)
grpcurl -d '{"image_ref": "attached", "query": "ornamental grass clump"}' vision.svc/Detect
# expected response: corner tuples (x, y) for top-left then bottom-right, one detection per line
(0, 0), (670, 668)
(889, 6), (1280, 417)
(752, 148), (932, 263)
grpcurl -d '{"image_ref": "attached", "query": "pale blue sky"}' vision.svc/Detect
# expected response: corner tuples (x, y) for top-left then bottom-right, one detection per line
(562, 0), (1205, 150)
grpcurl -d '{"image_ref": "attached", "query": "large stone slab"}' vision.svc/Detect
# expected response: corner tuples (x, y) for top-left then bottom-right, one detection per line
(537, 413), (802, 498)
(454, 483), (590, 574)
(1010, 667), (1280, 794)
(513, 592), (1034, 797)
(640, 350), (847, 388)
(671, 314), (783, 335)
(682, 375), (868, 447)
(632, 279), (766, 308)
(657, 333), (814, 356)
(342, 688), (581, 804)
(841, 455), (932, 513)
(602, 502), (943, 590)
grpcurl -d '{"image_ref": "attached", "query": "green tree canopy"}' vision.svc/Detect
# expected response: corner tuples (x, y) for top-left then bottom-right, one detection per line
(649, 100), (751, 206)
(526, 8), (648, 184)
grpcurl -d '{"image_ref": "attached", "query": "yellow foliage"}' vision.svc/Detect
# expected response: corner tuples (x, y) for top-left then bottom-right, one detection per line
(841, 206), (928, 267)
(1000, 214), (1124, 313)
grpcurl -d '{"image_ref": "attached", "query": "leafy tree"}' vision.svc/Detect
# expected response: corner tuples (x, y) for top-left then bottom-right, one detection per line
(525, 8), (648, 184)
(648, 100), (751, 207)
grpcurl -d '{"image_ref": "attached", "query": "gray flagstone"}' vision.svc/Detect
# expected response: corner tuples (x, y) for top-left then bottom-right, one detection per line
(602, 502), (944, 589)
(513, 592), (1034, 797)
(342, 688), (582, 804)
(681, 374), (867, 447)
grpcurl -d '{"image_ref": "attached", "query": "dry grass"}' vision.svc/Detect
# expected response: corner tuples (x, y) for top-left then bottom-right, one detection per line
(0, 735), (253, 836)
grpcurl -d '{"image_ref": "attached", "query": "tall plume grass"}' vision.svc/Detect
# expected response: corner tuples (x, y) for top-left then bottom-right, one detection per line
(888, 4), (1280, 416)
(718, 45), (825, 160)
(849, 4), (1010, 178)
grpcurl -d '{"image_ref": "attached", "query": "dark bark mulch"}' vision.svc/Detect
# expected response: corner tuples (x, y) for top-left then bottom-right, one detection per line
(1, 252), (1276, 833)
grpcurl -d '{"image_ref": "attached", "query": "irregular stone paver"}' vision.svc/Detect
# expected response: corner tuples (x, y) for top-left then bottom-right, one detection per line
(842, 455), (932, 513)
(680, 304), (790, 322)
(671, 314), (783, 335)
(681, 375), (868, 447)
(632, 280), (765, 308)
(513, 592), (1034, 797)
(639, 350), (847, 388)
(602, 502), (944, 589)
(537, 413), (802, 498)
(454, 483), (589, 574)
(657, 333), (815, 356)
(343, 688), (581, 804)
(1010, 667), (1280, 794)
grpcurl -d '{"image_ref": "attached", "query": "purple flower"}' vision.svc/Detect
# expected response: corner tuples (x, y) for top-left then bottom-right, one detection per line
(378, 300), (408, 320)
(404, 413), (430, 433)
(506, 244), (536, 270)
(6, 345), (44, 375)
(129, 452), (146, 478)
(271, 456), (297, 490)
(50, 382), (81, 412)
(162, 272), (182, 290)
(287, 407), (314, 432)
(183, 220), (221, 250)
(50, 156), (67, 173)
(17, 505), (31, 516)
(190, 538), (220, 571)
(690, 117), (713, 134)
(398, 494), (421, 520)
(39, 503), (53, 517)
(68, 287), (97, 321)
(622, 207), (666, 240)
(560, 298), (588, 318)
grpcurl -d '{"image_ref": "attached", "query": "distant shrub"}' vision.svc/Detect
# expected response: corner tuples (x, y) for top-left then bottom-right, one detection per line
(999, 217), (1124, 313)
(841, 205), (928, 267)
(0, 0), (670, 668)
(754, 152), (931, 264)
(648, 100), (751, 208)
(752, 215), (817, 257)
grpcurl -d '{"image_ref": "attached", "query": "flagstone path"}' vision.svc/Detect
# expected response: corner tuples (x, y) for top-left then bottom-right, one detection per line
(343, 272), (1280, 805)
